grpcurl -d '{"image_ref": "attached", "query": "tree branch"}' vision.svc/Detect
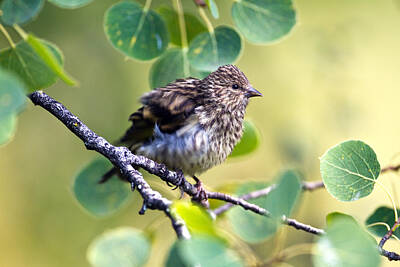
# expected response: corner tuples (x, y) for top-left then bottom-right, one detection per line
(28, 91), (400, 261)
(378, 217), (400, 260)
(379, 218), (400, 248)
(29, 91), (191, 240)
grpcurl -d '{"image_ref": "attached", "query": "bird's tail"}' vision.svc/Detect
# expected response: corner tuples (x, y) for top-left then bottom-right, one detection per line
(99, 125), (141, 184)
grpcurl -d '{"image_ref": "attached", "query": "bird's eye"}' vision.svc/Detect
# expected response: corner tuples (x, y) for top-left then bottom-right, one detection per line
(232, 84), (239, 89)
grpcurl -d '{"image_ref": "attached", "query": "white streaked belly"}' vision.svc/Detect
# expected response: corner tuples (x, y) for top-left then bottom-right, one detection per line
(136, 124), (212, 176)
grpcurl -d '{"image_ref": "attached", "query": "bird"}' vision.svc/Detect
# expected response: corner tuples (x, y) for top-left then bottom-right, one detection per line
(100, 64), (262, 200)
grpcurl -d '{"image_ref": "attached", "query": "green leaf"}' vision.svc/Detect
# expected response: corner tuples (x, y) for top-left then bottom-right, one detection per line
(320, 140), (380, 201)
(0, 68), (26, 119)
(205, 0), (219, 19)
(0, 39), (64, 92)
(0, 67), (25, 153)
(48, 0), (93, 9)
(1, 0), (44, 25)
(179, 235), (243, 267)
(165, 242), (188, 267)
(265, 170), (302, 218)
(188, 26), (242, 72)
(366, 206), (400, 239)
(326, 212), (357, 227)
(73, 158), (131, 217)
(227, 181), (278, 243)
(228, 170), (302, 243)
(230, 120), (260, 158)
(149, 48), (208, 88)
(231, 0), (296, 44)
(173, 201), (217, 237)
(87, 227), (150, 267)
(313, 218), (381, 267)
(27, 34), (77, 86)
(0, 114), (17, 146)
(157, 6), (207, 47)
(104, 1), (169, 61)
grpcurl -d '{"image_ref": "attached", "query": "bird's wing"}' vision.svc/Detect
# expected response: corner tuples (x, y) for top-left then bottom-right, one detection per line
(119, 78), (201, 146)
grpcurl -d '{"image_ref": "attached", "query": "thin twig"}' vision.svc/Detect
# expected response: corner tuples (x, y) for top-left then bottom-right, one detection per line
(381, 164), (400, 173)
(208, 191), (324, 236)
(282, 217), (324, 235)
(302, 181), (325, 191)
(378, 216), (400, 260)
(380, 248), (400, 261)
(214, 181), (324, 216)
(379, 217), (400, 249)
(213, 184), (277, 215)
(208, 191), (271, 216)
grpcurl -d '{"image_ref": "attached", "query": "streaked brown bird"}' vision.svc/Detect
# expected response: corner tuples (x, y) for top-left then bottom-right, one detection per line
(101, 64), (261, 194)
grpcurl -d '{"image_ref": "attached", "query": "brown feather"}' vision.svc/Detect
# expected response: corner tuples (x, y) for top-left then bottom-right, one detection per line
(119, 78), (201, 145)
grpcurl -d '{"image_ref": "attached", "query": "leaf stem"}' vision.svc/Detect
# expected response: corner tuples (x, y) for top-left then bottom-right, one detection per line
(271, 227), (288, 258)
(143, 0), (152, 12)
(198, 7), (214, 33)
(392, 180), (400, 212)
(279, 243), (315, 260)
(197, 6), (218, 66)
(0, 24), (15, 48)
(130, 0), (152, 49)
(173, 0), (188, 48)
(13, 24), (27, 40)
(367, 222), (391, 231)
(375, 180), (398, 222)
(261, 243), (314, 266)
(219, 226), (259, 266)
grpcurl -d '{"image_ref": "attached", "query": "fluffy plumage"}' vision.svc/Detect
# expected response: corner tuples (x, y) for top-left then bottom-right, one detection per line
(101, 65), (261, 182)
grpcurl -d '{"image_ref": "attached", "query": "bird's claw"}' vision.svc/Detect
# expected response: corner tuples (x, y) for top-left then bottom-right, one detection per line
(192, 176), (209, 209)
(165, 170), (184, 189)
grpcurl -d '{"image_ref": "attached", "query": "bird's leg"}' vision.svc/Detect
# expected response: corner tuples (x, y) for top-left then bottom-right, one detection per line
(192, 176), (209, 208)
(175, 170), (186, 199)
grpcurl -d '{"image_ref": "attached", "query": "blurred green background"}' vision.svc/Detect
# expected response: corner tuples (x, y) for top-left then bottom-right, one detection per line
(2, 0), (400, 266)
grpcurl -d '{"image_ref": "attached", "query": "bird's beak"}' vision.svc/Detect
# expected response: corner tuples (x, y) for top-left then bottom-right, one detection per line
(246, 86), (262, 98)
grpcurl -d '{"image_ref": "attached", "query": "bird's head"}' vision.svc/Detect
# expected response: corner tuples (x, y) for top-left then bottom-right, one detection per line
(201, 65), (262, 109)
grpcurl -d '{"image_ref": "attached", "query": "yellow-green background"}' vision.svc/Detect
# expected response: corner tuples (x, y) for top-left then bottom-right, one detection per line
(1, 0), (400, 266)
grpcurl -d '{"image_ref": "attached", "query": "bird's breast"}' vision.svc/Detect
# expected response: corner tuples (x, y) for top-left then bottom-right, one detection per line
(136, 124), (212, 176)
(135, 110), (244, 176)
